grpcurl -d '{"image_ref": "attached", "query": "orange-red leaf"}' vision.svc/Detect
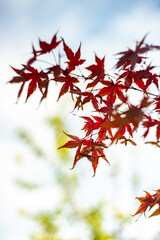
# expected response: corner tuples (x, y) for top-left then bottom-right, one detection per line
(133, 190), (160, 218)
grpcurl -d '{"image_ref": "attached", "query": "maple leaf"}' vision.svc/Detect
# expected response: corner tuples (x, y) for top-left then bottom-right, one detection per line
(133, 189), (160, 218)
(145, 43), (160, 51)
(118, 68), (133, 88)
(47, 65), (62, 82)
(24, 66), (49, 102)
(142, 115), (158, 138)
(62, 39), (85, 72)
(145, 73), (159, 90)
(70, 88), (101, 110)
(112, 121), (134, 144)
(101, 99), (148, 144)
(133, 191), (154, 218)
(115, 35), (149, 69)
(142, 116), (160, 141)
(123, 97), (152, 131)
(133, 65), (158, 90)
(96, 100), (115, 117)
(86, 55), (105, 88)
(59, 133), (109, 176)
(133, 75), (145, 90)
(156, 121), (160, 140)
(92, 115), (113, 140)
(9, 65), (48, 102)
(38, 33), (61, 55)
(81, 116), (98, 137)
(76, 139), (109, 176)
(58, 132), (84, 169)
(82, 92), (100, 110)
(118, 64), (158, 90)
(81, 115), (113, 140)
(68, 87), (84, 110)
(57, 75), (79, 101)
(98, 80), (126, 103)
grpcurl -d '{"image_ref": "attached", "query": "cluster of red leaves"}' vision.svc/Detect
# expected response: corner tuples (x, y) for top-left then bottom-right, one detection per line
(58, 132), (109, 176)
(9, 33), (160, 217)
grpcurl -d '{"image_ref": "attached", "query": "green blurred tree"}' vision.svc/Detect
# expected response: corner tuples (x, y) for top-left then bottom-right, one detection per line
(13, 108), (132, 240)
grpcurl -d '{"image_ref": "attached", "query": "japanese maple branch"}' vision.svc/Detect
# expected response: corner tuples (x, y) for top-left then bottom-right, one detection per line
(69, 72), (160, 98)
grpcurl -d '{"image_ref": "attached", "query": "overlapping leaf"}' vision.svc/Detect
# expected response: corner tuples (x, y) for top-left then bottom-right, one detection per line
(59, 132), (109, 175)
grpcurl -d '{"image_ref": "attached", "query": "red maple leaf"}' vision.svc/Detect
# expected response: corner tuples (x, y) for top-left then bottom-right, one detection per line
(57, 75), (79, 100)
(78, 139), (109, 175)
(98, 80), (126, 103)
(118, 68), (133, 88)
(133, 65), (158, 90)
(115, 35), (149, 69)
(142, 115), (158, 138)
(70, 88), (101, 110)
(59, 133), (109, 176)
(82, 92), (100, 110)
(86, 55), (105, 88)
(93, 115), (113, 140)
(143, 116), (160, 141)
(62, 39), (85, 72)
(145, 73), (159, 90)
(38, 33), (61, 55)
(81, 116), (98, 137)
(81, 115), (113, 139)
(9, 65), (48, 102)
(101, 101), (147, 144)
(96, 100), (115, 117)
(111, 119), (134, 144)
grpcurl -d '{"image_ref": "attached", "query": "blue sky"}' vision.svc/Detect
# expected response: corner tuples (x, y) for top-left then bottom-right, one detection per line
(1, 0), (160, 239)
(1, 0), (160, 46)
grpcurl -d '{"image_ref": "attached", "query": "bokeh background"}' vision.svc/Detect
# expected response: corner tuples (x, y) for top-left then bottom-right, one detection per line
(0, 0), (160, 239)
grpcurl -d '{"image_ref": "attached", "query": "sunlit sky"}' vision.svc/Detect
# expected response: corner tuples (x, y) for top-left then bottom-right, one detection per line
(0, 0), (160, 239)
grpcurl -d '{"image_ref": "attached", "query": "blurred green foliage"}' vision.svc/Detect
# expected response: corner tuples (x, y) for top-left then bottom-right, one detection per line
(14, 109), (133, 240)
